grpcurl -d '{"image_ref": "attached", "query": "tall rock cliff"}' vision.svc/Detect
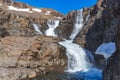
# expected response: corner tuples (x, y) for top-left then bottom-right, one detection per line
(103, 0), (120, 79)
(56, 0), (117, 53)
(55, 0), (118, 68)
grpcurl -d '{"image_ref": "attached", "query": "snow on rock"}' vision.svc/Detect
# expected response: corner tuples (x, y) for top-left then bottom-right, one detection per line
(7, 6), (33, 13)
(45, 11), (51, 15)
(7, 6), (42, 13)
(32, 8), (42, 12)
(55, 17), (62, 19)
(95, 42), (116, 59)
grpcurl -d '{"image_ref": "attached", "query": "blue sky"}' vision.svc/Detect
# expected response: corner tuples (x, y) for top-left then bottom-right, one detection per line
(16, 0), (97, 14)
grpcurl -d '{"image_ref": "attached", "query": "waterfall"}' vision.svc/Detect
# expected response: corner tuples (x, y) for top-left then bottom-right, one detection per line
(69, 9), (84, 40)
(45, 20), (59, 36)
(85, 11), (90, 22)
(32, 24), (43, 35)
(59, 40), (92, 72)
(59, 9), (93, 73)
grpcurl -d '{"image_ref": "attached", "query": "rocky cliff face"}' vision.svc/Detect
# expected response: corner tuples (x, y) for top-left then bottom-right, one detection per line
(55, 0), (118, 68)
(103, 20), (120, 80)
(0, 0), (119, 79)
(103, 0), (120, 79)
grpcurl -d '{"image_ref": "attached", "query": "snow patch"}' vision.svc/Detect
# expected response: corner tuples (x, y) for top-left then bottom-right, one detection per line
(45, 11), (51, 15)
(7, 6), (42, 13)
(55, 17), (62, 19)
(32, 8), (42, 12)
(95, 42), (116, 59)
(7, 6), (32, 13)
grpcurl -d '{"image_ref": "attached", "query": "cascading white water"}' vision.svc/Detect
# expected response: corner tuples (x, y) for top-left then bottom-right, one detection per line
(59, 40), (92, 72)
(45, 20), (59, 36)
(38, 9), (102, 79)
(59, 9), (93, 73)
(32, 24), (43, 34)
(85, 11), (90, 22)
(69, 9), (84, 40)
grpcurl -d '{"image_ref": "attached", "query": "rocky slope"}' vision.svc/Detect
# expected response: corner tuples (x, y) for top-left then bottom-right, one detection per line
(0, 36), (67, 80)
(0, 0), (119, 79)
(0, 0), (64, 37)
(0, 0), (67, 80)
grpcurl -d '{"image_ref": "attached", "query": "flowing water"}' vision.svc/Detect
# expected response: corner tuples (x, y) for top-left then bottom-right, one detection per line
(69, 9), (84, 40)
(32, 23), (43, 34)
(39, 9), (102, 80)
(45, 20), (59, 36)
(59, 9), (92, 72)
(58, 9), (102, 80)
(59, 40), (92, 73)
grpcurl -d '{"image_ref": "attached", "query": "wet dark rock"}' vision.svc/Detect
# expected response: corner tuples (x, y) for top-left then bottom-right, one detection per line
(103, 0), (120, 79)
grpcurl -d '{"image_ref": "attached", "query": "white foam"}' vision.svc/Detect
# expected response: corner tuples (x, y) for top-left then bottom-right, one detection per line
(45, 20), (59, 36)
(69, 9), (84, 40)
(59, 40), (92, 73)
